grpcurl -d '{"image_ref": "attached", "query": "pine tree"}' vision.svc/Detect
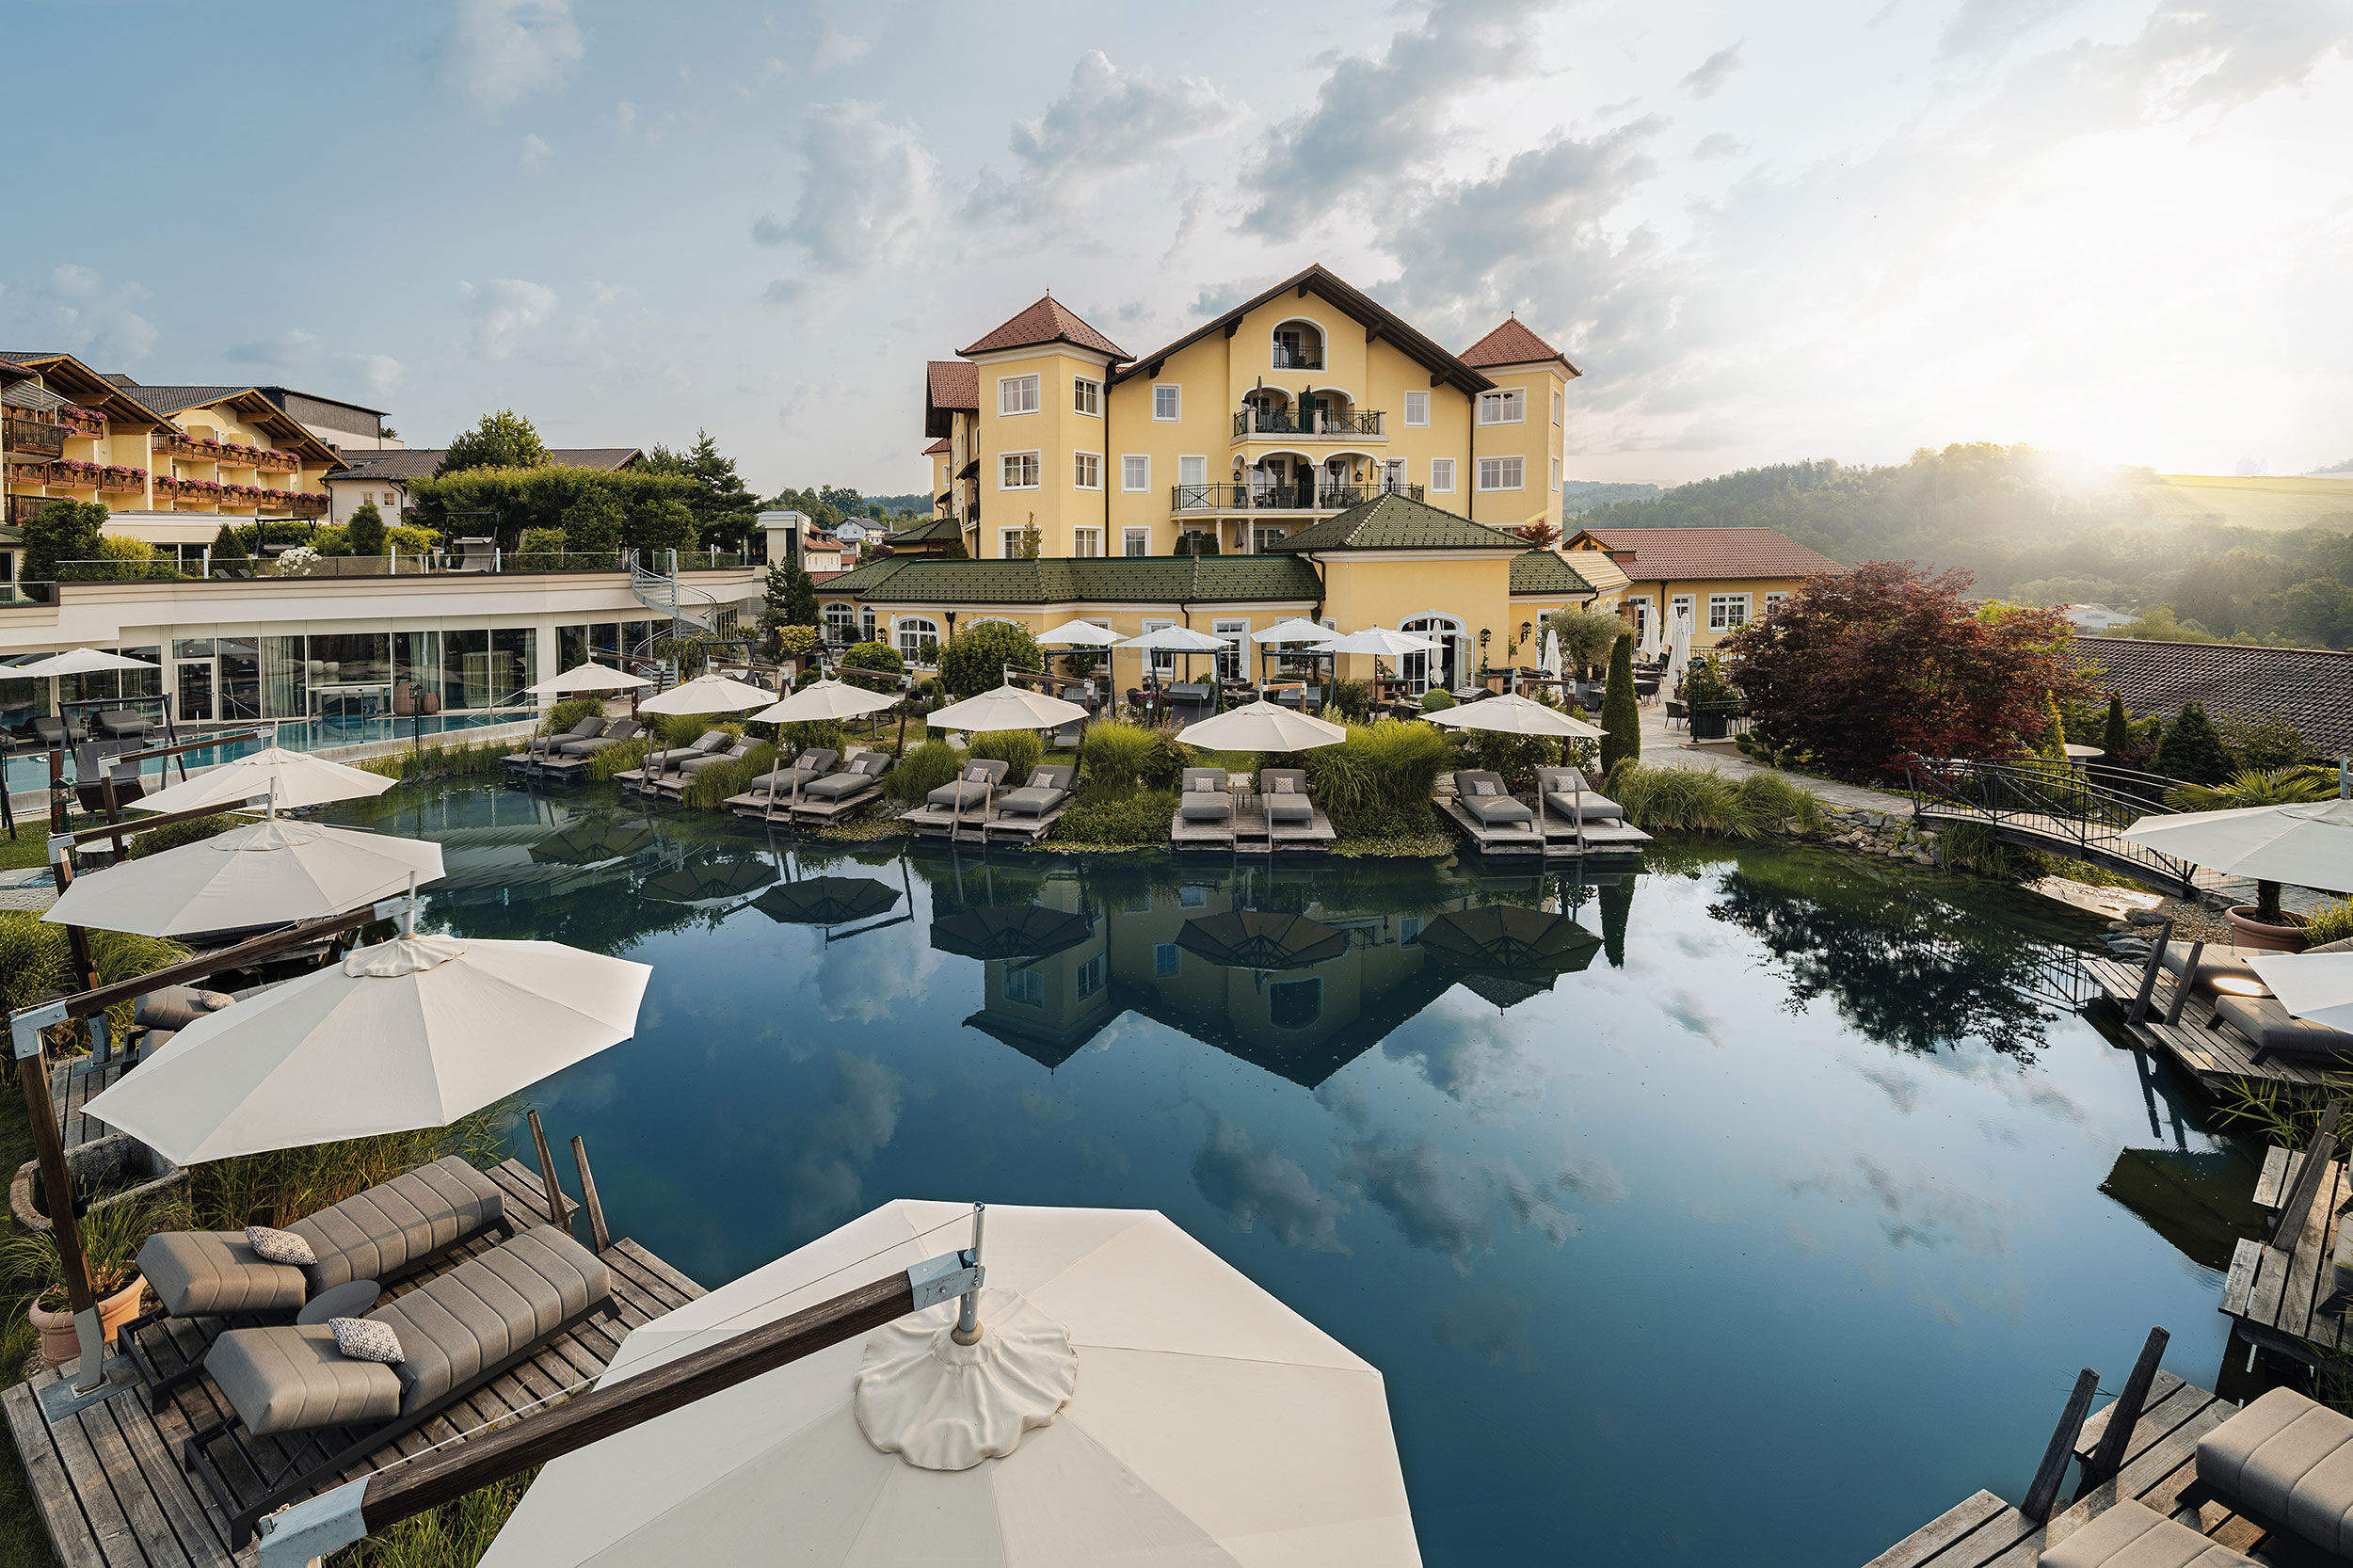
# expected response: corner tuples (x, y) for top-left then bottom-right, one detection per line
(207, 522), (251, 577)
(346, 501), (386, 555)
(2102, 693), (2131, 760)
(1600, 632), (1640, 776)
(2155, 700), (2232, 785)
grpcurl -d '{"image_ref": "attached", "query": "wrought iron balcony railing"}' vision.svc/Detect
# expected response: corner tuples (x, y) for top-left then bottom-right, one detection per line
(1172, 480), (1423, 513)
(1231, 408), (1385, 440)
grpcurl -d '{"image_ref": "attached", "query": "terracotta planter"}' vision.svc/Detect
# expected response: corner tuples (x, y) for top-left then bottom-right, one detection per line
(2225, 905), (2310, 953)
(28, 1275), (146, 1369)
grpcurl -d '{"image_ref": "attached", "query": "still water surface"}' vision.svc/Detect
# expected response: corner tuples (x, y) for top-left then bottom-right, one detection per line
(326, 781), (2263, 1566)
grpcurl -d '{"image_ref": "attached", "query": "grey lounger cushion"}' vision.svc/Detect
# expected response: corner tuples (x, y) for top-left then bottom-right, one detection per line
(561, 719), (640, 756)
(646, 731), (729, 773)
(207, 1225), (607, 1435)
(997, 766), (1077, 818)
(138, 1232), (310, 1318)
(1456, 774), (1533, 827)
(2039, 1500), (2255, 1567)
(2216, 995), (2353, 1064)
(2196, 1386), (2353, 1555)
(675, 740), (756, 775)
(532, 714), (606, 755)
(1537, 767), (1625, 823)
(1178, 769), (1231, 824)
(1260, 770), (1314, 825)
(803, 753), (889, 801)
(928, 760), (1008, 809)
(136, 984), (237, 1032)
(2160, 945), (2267, 997)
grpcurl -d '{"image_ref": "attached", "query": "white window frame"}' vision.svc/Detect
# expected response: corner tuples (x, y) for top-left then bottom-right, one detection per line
(1073, 376), (1101, 417)
(1404, 391), (1430, 427)
(1152, 384), (1181, 422)
(1708, 593), (1751, 632)
(1176, 455), (1208, 490)
(1553, 389), (1563, 425)
(999, 375), (1040, 416)
(1142, 616), (1176, 674)
(1120, 455), (1149, 492)
(1478, 456), (1525, 492)
(822, 601), (856, 638)
(1430, 457), (1456, 494)
(1072, 526), (1102, 558)
(1478, 389), (1525, 425)
(893, 615), (941, 663)
(1000, 451), (1040, 490)
(1000, 528), (1027, 558)
(1669, 593), (1695, 628)
(1074, 451), (1101, 490)
(1551, 457), (1561, 491)
(1122, 526), (1151, 557)
(1251, 525), (1287, 553)
(1212, 618), (1248, 682)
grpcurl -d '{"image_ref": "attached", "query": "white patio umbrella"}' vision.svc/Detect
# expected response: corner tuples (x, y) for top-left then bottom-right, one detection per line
(527, 662), (652, 696)
(1170, 698), (1347, 752)
(129, 745), (394, 815)
(41, 820), (443, 937)
(1541, 627), (1561, 677)
(477, 1201), (1420, 1568)
(1663, 610), (1692, 701)
(1638, 604), (1664, 660)
(749, 680), (902, 726)
(927, 683), (1089, 734)
(1034, 619), (1120, 648)
(1424, 692), (1604, 738)
(2249, 953), (2353, 1032)
(1118, 625), (1231, 708)
(8, 647), (157, 722)
(1249, 617), (1332, 644)
(635, 672), (777, 716)
(81, 928), (652, 1164)
(2121, 799), (2353, 895)
(1309, 627), (1444, 657)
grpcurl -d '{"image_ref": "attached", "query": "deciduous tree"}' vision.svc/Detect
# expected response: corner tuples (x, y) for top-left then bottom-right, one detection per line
(437, 410), (549, 475)
(23, 500), (106, 583)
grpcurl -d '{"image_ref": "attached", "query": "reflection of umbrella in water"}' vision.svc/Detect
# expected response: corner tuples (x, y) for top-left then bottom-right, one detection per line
(1418, 905), (1602, 994)
(1455, 971), (1557, 1012)
(2099, 1147), (2265, 1273)
(930, 905), (1093, 962)
(529, 822), (655, 866)
(639, 858), (778, 909)
(756, 876), (902, 927)
(1177, 909), (1349, 971)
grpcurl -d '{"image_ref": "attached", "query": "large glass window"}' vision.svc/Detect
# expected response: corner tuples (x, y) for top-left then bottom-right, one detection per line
(440, 627), (534, 708)
(263, 636), (307, 718)
(894, 617), (940, 664)
(559, 624), (588, 673)
(307, 632), (391, 687)
(176, 659), (214, 723)
(823, 602), (856, 640)
(220, 637), (261, 721)
(1269, 977), (1322, 1030)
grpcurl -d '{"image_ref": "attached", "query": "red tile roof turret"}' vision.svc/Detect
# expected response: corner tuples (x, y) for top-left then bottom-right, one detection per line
(1459, 317), (1577, 373)
(959, 296), (1127, 360)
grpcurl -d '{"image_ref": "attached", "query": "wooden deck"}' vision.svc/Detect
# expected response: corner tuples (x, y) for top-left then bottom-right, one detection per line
(2083, 954), (2332, 1096)
(54, 1055), (131, 1148)
(1, 1158), (703, 1568)
(2222, 1140), (2352, 1366)
(1862, 1373), (2268, 1566)
(1436, 796), (1652, 859)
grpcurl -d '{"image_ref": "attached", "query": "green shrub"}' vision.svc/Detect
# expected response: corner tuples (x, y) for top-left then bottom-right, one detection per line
(2156, 700), (2232, 784)
(386, 524), (437, 554)
(792, 666), (822, 690)
(0, 911), (187, 1034)
(541, 697), (603, 737)
(1051, 787), (1176, 846)
(840, 640), (904, 694)
(680, 742), (777, 809)
(1605, 762), (1766, 836)
(1418, 687), (1454, 712)
(1142, 725), (1193, 791)
(1600, 632), (1640, 775)
(887, 739), (964, 804)
(2306, 900), (2353, 946)
(968, 728), (1044, 783)
(1457, 730), (1560, 794)
(1079, 719), (1157, 792)
(778, 718), (847, 756)
(513, 527), (569, 568)
(1302, 719), (1451, 838)
(1736, 771), (1828, 834)
(586, 740), (648, 781)
(1328, 680), (1370, 724)
(346, 501), (386, 555)
(127, 813), (239, 858)
(938, 621), (1043, 698)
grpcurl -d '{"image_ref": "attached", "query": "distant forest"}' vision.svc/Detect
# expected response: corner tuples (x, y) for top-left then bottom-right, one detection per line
(1576, 443), (2353, 649)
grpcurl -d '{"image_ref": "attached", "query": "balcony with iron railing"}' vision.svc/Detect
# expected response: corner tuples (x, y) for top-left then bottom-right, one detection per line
(1173, 479), (1423, 513)
(1231, 407), (1385, 440)
(1270, 344), (1323, 370)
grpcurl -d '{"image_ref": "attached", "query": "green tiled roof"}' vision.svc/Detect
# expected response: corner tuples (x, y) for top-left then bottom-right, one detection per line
(1268, 491), (1528, 552)
(1509, 550), (1599, 596)
(816, 553), (1324, 607)
(886, 514), (965, 544)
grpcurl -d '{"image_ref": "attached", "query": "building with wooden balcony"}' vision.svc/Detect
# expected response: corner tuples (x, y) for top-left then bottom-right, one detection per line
(919, 264), (1577, 564)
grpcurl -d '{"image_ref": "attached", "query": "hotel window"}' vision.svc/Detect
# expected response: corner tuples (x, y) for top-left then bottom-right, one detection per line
(1400, 916), (1422, 947)
(1176, 455), (1207, 495)
(1404, 391), (1430, 426)
(1000, 528), (1028, 557)
(1213, 618), (1247, 681)
(1121, 455), (1149, 492)
(1252, 526), (1287, 553)
(1708, 594), (1751, 632)
(1003, 964), (1046, 1007)
(1076, 953), (1105, 1000)
(1073, 376), (1101, 417)
(1430, 457), (1456, 494)
(1551, 457), (1561, 491)
(823, 602), (856, 639)
(1073, 527), (1102, 557)
(1141, 616), (1176, 674)
(895, 616), (941, 663)
(1553, 389), (1563, 424)
(1178, 885), (1208, 908)
(1762, 591), (1788, 613)
(1670, 594), (1694, 628)
(1154, 942), (1180, 977)
(1478, 390), (1525, 424)
(1152, 384), (1180, 421)
(1123, 527), (1151, 557)
(1000, 451), (1040, 489)
(1478, 456), (1525, 491)
(362, 492), (376, 505)
(1075, 452), (1101, 490)
(999, 375), (1040, 416)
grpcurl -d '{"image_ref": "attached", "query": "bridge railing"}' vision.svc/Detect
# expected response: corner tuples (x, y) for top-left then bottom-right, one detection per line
(1902, 757), (2200, 893)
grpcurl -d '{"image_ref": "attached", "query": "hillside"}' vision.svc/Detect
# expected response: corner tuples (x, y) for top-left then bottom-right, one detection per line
(1577, 443), (2353, 648)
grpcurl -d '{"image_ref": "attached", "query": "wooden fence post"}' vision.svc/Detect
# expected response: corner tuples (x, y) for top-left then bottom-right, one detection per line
(2080, 1328), (2169, 1496)
(2024, 1368), (2101, 1524)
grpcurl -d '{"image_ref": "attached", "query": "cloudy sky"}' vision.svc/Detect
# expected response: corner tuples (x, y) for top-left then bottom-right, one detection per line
(5, 0), (2345, 493)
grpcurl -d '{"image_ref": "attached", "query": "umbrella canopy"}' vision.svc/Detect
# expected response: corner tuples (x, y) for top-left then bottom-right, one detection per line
(526, 662), (651, 696)
(42, 820), (442, 937)
(2121, 799), (2353, 893)
(476, 1201), (1419, 1568)
(1418, 905), (1603, 984)
(755, 876), (902, 927)
(639, 858), (778, 908)
(1422, 692), (1603, 738)
(528, 822), (655, 866)
(129, 745), (395, 815)
(1310, 627), (1445, 657)
(1663, 610), (1692, 702)
(1035, 619), (1121, 648)
(1540, 628), (1561, 675)
(634, 672), (777, 716)
(1118, 625), (1228, 652)
(930, 905), (1094, 962)
(927, 684), (1088, 733)
(81, 935), (652, 1164)
(2249, 953), (2353, 1032)
(1170, 699), (1346, 753)
(9, 648), (155, 679)
(1250, 617), (1333, 644)
(750, 679), (902, 726)
(1176, 909), (1349, 971)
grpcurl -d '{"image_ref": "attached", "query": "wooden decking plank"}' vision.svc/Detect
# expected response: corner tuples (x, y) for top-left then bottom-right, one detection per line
(37, 1383), (147, 1568)
(1860, 1490), (2019, 1568)
(2073, 1371), (2190, 1461)
(4, 1382), (107, 1568)
(2257, 1144), (2292, 1209)
(84, 1396), (219, 1568)
(2276, 1157), (2345, 1342)
(2220, 1238), (2264, 1317)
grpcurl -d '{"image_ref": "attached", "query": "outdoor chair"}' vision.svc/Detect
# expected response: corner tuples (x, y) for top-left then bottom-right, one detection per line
(2036, 1501), (2257, 1568)
(1178, 767), (1231, 824)
(1166, 682), (1216, 726)
(29, 715), (87, 748)
(802, 751), (891, 802)
(928, 759), (1010, 812)
(996, 764), (1077, 819)
(188, 1224), (614, 1550)
(1258, 768), (1315, 829)
(641, 729), (730, 780)
(559, 716), (639, 757)
(95, 709), (156, 741)
(1453, 771), (1535, 831)
(529, 712), (608, 759)
(72, 741), (146, 812)
(1664, 699), (1688, 730)
(2187, 1386), (2353, 1558)
(1536, 766), (1625, 824)
(2214, 994), (2353, 1065)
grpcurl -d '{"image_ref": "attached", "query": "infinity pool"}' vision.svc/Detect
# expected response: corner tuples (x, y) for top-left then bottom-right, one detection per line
(324, 780), (2263, 1567)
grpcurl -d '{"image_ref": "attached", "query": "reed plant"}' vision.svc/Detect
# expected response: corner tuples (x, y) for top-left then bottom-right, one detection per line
(584, 739), (648, 781)
(331, 1468), (539, 1568)
(357, 739), (511, 783)
(887, 740), (964, 805)
(0, 1192), (188, 1312)
(190, 1104), (510, 1232)
(1298, 719), (1451, 839)
(539, 697), (603, 738)
(2304, 899), (2353, 947)
(0, 911), (188, 1035)
(966, 729), (1044, 784)
(679, 742), (777, 809)
(126, 812), (240, 858)
(1602, 761), (1829, 838)
(1077, 718), (1156, 792)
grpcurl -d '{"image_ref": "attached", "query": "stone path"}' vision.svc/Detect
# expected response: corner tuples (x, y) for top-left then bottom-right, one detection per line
(1630, 705), (1914, 812)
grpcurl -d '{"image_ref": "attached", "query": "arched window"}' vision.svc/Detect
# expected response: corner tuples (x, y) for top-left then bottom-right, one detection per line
(822, 602), (856, 641)
(1401, 614), (1467, 696)
(1269, 977), (1322, 1030)
(894, 616), (940, 664)
(858, 606), (876, 644)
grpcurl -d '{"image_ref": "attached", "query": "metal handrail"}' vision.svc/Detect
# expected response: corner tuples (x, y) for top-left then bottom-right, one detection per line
(1903, 757), (2199, 891)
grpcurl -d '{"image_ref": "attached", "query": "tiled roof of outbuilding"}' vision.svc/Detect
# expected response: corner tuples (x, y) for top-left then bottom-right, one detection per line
(2075, 637), (2353, 755)
(1270, 491), (1528, 552)
(813, 553), (1324, 606)
(1569, 526), (1846, 582)
(1509, 551), (1601, 596)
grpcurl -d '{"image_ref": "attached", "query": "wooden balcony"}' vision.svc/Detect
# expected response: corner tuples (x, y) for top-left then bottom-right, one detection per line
(3, 416), (67, 459)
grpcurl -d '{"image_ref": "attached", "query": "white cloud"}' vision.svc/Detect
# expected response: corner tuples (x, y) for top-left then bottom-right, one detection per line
(1679, 41), (1745, 98)
(1, 264), (158, 366)
(440, 0), (583, 114)
(456, 277), (559, 360)
(810, 21), (871, 71)
(520, 133), (553, 172)
(760, 101), (936, 300)
(227, 328), (321, 367)
(353, 354), (404, 396)
(1692, 132), (1746, 160)
(962, 51), (1245, 224)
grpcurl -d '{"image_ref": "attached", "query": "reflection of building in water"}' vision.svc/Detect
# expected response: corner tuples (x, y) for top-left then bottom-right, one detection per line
(949, 872), (1607, 1086)
(2098, 1147), (2265, 1274)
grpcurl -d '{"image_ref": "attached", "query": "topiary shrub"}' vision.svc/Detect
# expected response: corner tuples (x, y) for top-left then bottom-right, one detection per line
(887, 739), (964, 804)
(347, 501), (386, 556)
(967, 728), (1044, 783)
(1600, 632), (1640, 775)
(840, 640), (904, 694)
(2155, 700), (2232, 785)
(1418, 687), (1454, 712)
(938, 621), (1043, 699)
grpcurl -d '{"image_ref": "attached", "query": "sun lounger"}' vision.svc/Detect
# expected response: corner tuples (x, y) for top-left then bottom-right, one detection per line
(1258, 768), (1315, 828)
(529, 712), (608, 759)
(672, 736), (758, 776)
(95, 709), (156, 741)
(2038, 1500), (2256, 1567)
(1536, 766), (1625, 824)
(928, 759), (1010, 812)
(1178, 767), (1231, 823)
(638, 728), (730, 785)
(29, 715), (87, 748)
(559, 716), (640, 757)
(802, 750), (892, 802)
(750, 747), (839, 795)
(1454, 771), (1534, 830)
(188, 1224), (613, 1549)
(2214, 994), (2353, 1065)
(2189, 1386), (2353, 1558)
(996, 764), (1077, 819)
(1166, 683), (1217, 727)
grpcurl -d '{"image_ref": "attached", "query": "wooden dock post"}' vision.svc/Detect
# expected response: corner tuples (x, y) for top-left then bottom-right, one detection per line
(2162, 940), (2203, 1028)
(570, 1134), (612, 1253)
(2080, 1328), (2169, 1496)
(2125, 911), (2173, 1025)
(525, 1109), (569, 1234)
(2023, 1368), (2101, 1523)
(2270, 1101), (2342, 1252)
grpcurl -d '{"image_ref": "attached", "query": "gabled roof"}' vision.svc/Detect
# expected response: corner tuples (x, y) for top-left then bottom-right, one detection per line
(815, 553), (1325, 607)
(884, 514), (967, 545)
(1459, 317), (1579, 376)
(1567, 526), (1845, 583)
(921, 438), (952, 456)
(1269, 491), (1528, 553)
(2076, 638), (2353, 755)
(1509, 551), (1602, 597)
(925, 360), (980, 439)
(94, 376), (342, 461)
(0, 352), (168, 424)
(1109, 264), (1494, 394)
(328, 447), (644, 483)
(959, 296), (1127, 360)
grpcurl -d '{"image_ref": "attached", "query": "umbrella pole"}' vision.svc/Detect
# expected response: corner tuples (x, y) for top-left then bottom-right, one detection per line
(952, 1202), (987, 1344)
(8, 1007), (133, 1413)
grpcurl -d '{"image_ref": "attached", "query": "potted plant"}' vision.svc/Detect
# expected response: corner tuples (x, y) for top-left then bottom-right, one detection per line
(1685, 654), (1736, 740)
(3, 1192), (173, 1368)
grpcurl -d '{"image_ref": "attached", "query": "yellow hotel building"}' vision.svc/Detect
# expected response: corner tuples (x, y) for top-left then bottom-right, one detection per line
(826, 265), (1621, 694)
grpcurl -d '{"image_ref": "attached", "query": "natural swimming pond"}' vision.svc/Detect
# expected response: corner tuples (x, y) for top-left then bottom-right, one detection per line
(324, 780), (2265, 1567)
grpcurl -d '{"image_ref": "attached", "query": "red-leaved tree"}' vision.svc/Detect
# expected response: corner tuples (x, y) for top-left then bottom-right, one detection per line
(1720, 561), (2089, 773)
